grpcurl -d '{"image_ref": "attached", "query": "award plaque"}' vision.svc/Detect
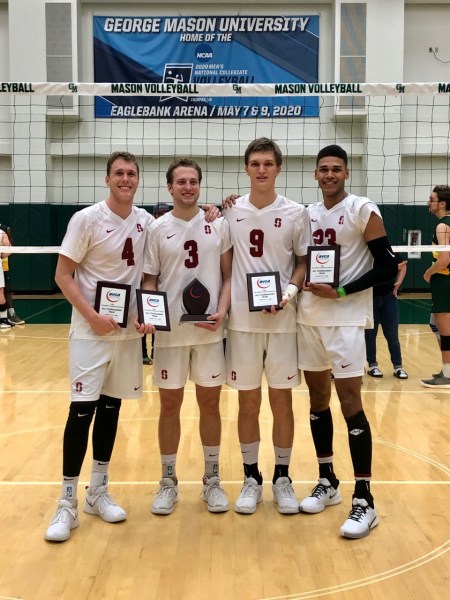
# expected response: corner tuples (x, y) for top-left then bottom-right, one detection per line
(306, 245), (341, 287)
(179, 278), (215, 324)
(247, 271), (282, 311)
(94, 281), (131, 328)
(136, 289), (171, 331)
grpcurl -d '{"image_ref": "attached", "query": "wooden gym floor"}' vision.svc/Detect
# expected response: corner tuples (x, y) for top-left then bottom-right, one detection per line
(0, 324), (448, 600)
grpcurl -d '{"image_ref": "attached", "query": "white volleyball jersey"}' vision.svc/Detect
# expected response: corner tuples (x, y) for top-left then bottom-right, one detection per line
(297, 194), (380, 327)
(60, 201), (154, 339)
(224, 194), (310, 333)
(144, 211), (232, 347)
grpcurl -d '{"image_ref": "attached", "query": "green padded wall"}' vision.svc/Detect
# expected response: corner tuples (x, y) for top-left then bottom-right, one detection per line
(0, 203), (438, 294)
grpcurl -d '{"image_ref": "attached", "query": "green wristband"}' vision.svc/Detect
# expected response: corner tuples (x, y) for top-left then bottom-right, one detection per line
(337, 286), (347, 298)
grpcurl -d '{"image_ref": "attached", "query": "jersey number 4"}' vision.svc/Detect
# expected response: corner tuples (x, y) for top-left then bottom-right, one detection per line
(122, 238), (135, 266)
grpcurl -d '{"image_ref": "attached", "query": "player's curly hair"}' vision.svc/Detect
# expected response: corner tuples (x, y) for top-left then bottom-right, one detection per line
(433, 184), (450, 210)
(316, 145), (348, 167)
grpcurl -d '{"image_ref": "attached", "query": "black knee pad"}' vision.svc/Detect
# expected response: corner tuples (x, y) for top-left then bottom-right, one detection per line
(440, 335), (450, 351)
(97, 395), (122, 414)
(66, 400), (96, 428)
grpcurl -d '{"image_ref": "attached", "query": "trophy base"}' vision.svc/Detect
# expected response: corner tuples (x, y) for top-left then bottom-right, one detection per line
(179, 314), (216, 324)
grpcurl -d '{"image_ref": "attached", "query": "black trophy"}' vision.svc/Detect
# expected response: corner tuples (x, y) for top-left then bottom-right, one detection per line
(179, 278), (215, 323)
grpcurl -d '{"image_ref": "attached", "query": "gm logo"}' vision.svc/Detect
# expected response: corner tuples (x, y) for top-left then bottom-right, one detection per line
(195, 43), (213, 62)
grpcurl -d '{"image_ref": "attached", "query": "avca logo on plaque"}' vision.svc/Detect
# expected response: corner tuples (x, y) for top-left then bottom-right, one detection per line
(136, 289), (171, 331)
(246, 271), (282, 311)
(94, 281), (131, 328)
(306, 245), (340, 287)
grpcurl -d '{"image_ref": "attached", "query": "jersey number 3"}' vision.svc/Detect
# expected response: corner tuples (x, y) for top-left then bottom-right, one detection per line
(184, 240), (199, 268)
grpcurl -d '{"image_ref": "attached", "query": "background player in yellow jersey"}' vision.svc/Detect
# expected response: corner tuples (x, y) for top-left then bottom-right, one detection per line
(422, 184), (450, 388)
(0, 226), (11, 329)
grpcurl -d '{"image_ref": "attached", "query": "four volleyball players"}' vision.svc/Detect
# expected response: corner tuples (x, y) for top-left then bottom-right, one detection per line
(46, 142), (397, 542)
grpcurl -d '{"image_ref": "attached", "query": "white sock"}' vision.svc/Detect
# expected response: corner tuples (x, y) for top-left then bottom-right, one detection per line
(203, 445), (220, 479)
(442, 363), (450, 378)
(161, 453), (177, 480)
(274, 446), (292, 466)
(89, 460), (109, 489)
(62, 476), (79, 504)
(240, 441), (260, 465)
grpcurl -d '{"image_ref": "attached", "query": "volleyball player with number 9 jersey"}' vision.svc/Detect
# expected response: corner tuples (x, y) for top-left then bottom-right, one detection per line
(223, 138), (309, 515)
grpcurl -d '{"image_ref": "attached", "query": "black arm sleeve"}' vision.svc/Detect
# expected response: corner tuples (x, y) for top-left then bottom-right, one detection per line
(342, 236), (398, 296)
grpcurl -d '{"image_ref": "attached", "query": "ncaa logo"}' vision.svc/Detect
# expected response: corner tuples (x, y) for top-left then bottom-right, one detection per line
(195, 43), (213, 62)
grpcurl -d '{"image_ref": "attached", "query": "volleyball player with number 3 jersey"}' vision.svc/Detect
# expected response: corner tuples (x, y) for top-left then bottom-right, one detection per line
(143, 158), (232, 516)
(223, 138), (309, 515)
(297, 145), (398, 539)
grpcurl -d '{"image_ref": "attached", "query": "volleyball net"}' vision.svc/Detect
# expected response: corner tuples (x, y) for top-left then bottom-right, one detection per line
(0, 82), (449, 276)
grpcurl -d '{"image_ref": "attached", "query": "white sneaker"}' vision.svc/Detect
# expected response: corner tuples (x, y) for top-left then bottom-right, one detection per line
(202, 476), (229, 513)
(299, 477), (342, 514)
(84, 485), (127, 522)
(272, 477), (299, 514)
(234, 477), (263, 514)
(45, 499), (79, 542)
(151, 478), (178, 515)
(339, 497), (379, 539)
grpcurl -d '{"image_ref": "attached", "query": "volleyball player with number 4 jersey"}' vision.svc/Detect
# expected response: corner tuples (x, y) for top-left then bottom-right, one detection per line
(143, 158), (232, 515)
(45, 152), (155, 543)
(223, 138), (309, 515)
(297, 145), (397, 539)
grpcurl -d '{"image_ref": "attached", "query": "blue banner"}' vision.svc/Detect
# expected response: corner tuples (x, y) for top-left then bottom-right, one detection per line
(94, 15), (319, 118)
